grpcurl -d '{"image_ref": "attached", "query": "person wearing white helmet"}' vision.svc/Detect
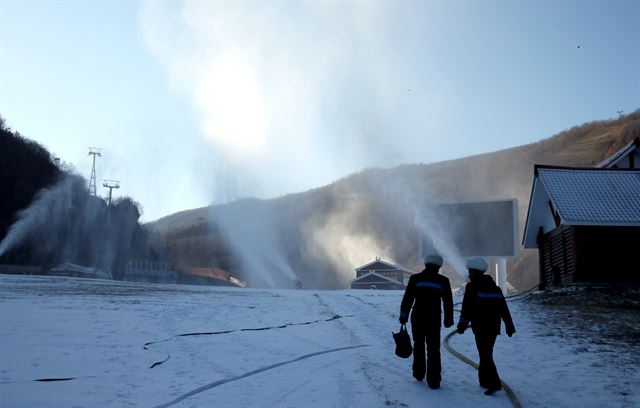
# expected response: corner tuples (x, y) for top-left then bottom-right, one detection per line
(399, 254), (454, 389)
(457, 257), (516, 396)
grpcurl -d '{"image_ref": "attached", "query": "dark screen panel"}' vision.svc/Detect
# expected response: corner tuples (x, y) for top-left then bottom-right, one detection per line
(425, 199), (518, 257)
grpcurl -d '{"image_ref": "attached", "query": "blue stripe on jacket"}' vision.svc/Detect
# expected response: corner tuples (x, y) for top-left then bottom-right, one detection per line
(416, 282), (443, 289)
(477, 292), (504, 299)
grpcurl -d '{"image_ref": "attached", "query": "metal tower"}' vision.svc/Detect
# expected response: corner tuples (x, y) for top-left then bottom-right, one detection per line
(88, 147), (102, 196)
(103, 180), (120, 206)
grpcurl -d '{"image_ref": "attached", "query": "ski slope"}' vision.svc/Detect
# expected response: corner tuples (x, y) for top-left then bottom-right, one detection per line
(0, 275), (637, 407)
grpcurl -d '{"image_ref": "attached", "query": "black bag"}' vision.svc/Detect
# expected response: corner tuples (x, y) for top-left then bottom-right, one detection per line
(393, 323), (412, 358)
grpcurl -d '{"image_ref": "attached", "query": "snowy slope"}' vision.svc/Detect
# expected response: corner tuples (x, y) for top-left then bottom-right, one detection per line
(0, 275), (637, 407)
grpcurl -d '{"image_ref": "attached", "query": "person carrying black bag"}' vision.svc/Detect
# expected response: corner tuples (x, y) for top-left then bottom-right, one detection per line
(399, 255), (454, 389)
(456, 257), (516, 396)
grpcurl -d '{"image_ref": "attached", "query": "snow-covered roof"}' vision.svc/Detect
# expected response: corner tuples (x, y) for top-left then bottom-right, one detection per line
(597, 137), (639, 168)
(539, 167), (640, 224)
(355, 258), (415, 273)
(523, 165), (640, 247)
(350, 271), (399, 284)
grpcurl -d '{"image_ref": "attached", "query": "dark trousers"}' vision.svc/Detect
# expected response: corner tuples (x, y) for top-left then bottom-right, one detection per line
(411, 323), (441, 385)
(474, 333), (501, 388)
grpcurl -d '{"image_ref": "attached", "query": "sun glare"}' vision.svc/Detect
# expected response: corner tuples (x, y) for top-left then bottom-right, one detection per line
(196, 56), (268, 157)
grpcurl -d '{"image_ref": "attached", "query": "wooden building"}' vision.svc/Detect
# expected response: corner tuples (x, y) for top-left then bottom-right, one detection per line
(350, 258), (415, 290)
(523, 165), (640, 287)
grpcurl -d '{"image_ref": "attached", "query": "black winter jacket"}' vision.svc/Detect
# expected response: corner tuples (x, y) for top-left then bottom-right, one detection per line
(459, 275), (513, 336)
(400, 270), (454, 327)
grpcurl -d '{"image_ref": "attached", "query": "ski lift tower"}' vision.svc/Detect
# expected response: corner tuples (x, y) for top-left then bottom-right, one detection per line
(88, 147), (102, 196)
(103, 180), (120, 206)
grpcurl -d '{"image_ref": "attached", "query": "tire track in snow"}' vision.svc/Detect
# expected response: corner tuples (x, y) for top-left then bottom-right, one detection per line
(265, 353), (351, 407)
(312, 293), (361, 345)
(342, 293), (400, 343)
(314, 293), (397, 403)
(311, 293), (406, 406)
(320, 293), (412, 406)
(344, 295), (411, 392)
(151, 344), (371, 408)
(345, 294), (395, 314)
(267, 377), (314, 407)
(360, 359), (410, 407)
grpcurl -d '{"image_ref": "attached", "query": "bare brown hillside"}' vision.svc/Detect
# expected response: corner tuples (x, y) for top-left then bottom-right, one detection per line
(149, 110), (640, 289)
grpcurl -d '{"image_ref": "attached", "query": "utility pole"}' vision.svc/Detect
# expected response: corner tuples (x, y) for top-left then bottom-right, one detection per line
(88, 147), (102, 196)
(103, 180), (120, 206)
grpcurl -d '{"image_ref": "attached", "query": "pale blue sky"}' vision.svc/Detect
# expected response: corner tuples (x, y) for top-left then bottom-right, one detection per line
(1, 1), (639, 221)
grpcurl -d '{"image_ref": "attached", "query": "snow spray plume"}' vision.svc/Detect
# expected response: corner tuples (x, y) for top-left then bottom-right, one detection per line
(204, 162), (508, 289)
(411, 206), (467, 277)
(358, 162), (520, 281)
(300, 170), (468, 286)
(300, 193), (392, 287)
(0, 173), (144, 277)
(0, 175), (77, 258)
(210, 199), (298, 288)
(361, 171), (468, 278)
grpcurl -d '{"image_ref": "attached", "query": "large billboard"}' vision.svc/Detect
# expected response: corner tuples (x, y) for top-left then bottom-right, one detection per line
(422, 199), (519, 258)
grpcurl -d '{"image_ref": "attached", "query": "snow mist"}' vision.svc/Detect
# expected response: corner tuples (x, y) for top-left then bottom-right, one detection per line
(210, 199), (298, 288)
(0, 175), (81, 259)
(0, 173), (144, 278)
(357, 174), (468, 278)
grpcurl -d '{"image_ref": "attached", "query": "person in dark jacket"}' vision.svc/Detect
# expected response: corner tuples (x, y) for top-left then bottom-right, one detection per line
(457, 257), (516, 395)
(399, 255), (454, 389)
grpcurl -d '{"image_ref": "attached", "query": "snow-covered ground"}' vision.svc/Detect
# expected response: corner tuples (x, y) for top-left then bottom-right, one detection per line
(0, 275), (637, 408)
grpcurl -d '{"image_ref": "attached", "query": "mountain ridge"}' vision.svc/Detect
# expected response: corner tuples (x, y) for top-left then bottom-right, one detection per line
(148, 110), (640, 289)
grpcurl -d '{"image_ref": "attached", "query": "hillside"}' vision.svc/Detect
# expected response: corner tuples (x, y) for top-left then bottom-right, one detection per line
(149, 110), (640, 290)
(0, 117), (150, 278)
(0, 117), (62, 241)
